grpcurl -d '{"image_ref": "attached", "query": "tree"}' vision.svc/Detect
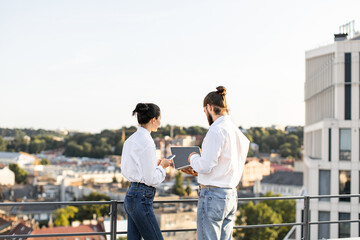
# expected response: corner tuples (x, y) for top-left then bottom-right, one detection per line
(0, 137), (7, 151)
(40, 158), (50, 165)
(185, 178), (192, 196)
(54, 206), (78, 226)
(29, 138), (46, 154)
(8, 163), (28, 184)
(234, 192), (296, 240)
(234, 201), (281, 240)
(76, 192), (111, 221)
(279, 143), (292, 158)
(114, 140), (124, 155)
(261, 192), (296, 239)
(172, 172), (186, 196)
(64, 141), (84, 157)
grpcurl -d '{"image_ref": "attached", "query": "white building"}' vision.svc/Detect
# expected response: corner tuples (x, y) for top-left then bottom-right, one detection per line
(297, 24), (360, 239)
(0, 166), (15, 185)
(258, 171), (303, 196)
(0, 152), (36, 167)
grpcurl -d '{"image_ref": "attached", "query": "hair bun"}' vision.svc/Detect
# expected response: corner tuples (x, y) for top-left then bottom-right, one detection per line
(216, 86), (226, 96)
(132, 103), (149, 116)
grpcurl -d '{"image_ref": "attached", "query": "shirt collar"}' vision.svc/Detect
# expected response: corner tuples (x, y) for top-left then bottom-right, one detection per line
(210, 115), (228, 128)
(137, 126), (151, 136)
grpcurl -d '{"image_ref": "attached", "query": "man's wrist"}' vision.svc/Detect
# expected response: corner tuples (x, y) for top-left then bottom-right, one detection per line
(190, 154), (199, 163)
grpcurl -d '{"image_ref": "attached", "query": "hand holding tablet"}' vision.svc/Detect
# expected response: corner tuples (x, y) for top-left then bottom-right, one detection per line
(170, 147), (201, 170)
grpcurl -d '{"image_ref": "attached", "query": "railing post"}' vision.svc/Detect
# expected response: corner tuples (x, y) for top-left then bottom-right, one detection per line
(110, 200), (118, 240)
(303, 196), (310, 240)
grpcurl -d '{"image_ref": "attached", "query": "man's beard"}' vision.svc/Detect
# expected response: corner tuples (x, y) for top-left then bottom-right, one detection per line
(206, 112), (214, 126)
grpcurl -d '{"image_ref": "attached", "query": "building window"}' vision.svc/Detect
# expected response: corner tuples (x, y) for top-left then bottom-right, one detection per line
(339, 170), (351, 202)
(339, 212), (350, 238)
(339, 129), (351, 161)
(345, 53), (351, 120)
(319, 170), (330, 201)
(318, 211), (330, 239)
(329, 128), (332, 162)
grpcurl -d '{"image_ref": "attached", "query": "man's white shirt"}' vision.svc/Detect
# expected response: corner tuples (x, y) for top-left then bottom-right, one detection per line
(121, 126), (166, 187)
(190, 115), (250, 188)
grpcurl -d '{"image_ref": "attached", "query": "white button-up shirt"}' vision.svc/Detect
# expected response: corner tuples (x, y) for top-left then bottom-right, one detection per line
(121, 126), (166, 187)
(190, 115), (250, 188)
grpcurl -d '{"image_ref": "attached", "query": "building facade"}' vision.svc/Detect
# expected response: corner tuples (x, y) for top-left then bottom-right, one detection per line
(297, 30), (360, 239)
(0, 167), (15, 186)
(259, 171), (303, 196)
(241, 158), (271, 187)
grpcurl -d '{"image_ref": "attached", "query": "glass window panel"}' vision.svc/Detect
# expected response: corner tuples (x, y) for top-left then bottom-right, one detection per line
(319, 170), (330, 201)
(339, 129), (351, 161)
(339, 212), (350, 238)
(318, 211), (330, 239)
(339, 170), (351, 202)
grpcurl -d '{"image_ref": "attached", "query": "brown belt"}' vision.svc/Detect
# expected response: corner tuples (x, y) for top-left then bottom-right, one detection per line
(199, 184), (220, 189)
(199, 184), (233, 190)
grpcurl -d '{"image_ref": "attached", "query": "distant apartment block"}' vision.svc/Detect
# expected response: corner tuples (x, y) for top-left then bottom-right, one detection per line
(241, 158), (270, 187)
(297, 24), (360, 239)
(0, 152), (36, 167)
(0, 166), (15, 186)
(156, 210), (197, 240)
(257, 171), (303, 196)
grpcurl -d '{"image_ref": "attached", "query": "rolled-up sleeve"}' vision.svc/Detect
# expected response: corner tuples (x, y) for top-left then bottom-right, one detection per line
(141, 145), (166, 187)
(190, 130), (223, 174)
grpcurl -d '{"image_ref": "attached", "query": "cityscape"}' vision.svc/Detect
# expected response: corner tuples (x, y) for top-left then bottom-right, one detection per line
(0, 125), (303, 239)
(1, 1), (360, 240)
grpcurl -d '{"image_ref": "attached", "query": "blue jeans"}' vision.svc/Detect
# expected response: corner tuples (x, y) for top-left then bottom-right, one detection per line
(124, 183), (163, 240)
(197, 187), (238, 240)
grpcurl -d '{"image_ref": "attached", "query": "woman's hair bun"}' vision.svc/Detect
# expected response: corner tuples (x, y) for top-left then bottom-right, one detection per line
(216, 86), (226, 96)
(132, 103), (149, 116)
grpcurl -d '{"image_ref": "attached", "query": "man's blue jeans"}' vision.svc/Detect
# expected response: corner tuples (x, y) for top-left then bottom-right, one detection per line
(197, 187), (238, 240)
(124, 182), (163, 240)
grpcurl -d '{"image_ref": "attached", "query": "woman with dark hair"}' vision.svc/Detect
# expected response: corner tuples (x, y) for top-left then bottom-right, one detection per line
(121, 103), (172, 240)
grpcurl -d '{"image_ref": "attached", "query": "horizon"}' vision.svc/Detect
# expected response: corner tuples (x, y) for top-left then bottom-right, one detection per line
(0, 123), (303, 135)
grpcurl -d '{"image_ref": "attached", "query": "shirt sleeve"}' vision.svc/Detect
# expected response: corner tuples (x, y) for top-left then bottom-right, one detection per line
(141, 145), (166, 186)
(190, 130), (223, 174)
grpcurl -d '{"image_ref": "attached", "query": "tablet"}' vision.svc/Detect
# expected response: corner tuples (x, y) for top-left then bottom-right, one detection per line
(170, 146), (201, 170)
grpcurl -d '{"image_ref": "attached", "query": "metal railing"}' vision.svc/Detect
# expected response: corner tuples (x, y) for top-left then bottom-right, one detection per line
(0, 194), (359, 240)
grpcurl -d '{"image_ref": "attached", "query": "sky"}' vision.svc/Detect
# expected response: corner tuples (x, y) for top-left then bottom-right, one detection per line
(1, 0), (360, 133)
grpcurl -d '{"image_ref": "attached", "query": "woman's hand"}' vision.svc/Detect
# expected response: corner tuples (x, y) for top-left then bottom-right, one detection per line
(159, 158), (172, 168)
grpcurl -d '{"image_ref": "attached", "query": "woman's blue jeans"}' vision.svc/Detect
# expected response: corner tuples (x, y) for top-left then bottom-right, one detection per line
(124, 182), (163, 240)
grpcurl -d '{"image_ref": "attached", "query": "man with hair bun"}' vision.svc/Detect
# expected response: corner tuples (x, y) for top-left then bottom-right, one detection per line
(182, 86), (250, 240)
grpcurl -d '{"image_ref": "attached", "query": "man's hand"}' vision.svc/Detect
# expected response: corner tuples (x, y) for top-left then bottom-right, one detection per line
(188, 152), (199, 163)
(181, 166), (198, 176)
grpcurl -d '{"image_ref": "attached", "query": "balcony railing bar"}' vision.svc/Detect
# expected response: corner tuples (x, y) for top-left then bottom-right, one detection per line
(309, 219), (360, 225)
(0, 232), (109, 239)
(1, 194), (359, 207)
(308, 194), (360, 199)
(0, 201), (113, 207)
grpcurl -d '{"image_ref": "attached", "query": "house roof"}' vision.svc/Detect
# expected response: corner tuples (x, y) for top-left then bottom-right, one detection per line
(8, 223), (32, 236)
(1, 185), (37, 201)
(0, 152), (20, 159)
(261, 171), (303, 186)
(28, 225), (104, 240)
(0, 218), (11, 232)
